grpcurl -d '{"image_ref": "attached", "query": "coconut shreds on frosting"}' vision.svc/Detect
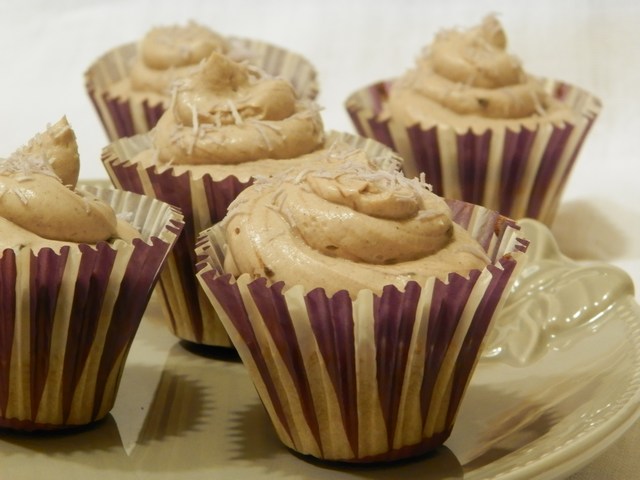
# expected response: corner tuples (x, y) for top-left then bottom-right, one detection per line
(127, 48), (403, 183)
(142, 51), (324, 167)
(0, 151), (60, 180)
(0, 118), (139, 249)
(222, 165), (490, 297)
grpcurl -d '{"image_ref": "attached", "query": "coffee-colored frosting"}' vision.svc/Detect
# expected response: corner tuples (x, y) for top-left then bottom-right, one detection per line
(130, 22), (231, 96)
(387, 16), (575, 130)
(0, 118), (138, 250)
(131, 51), (325, 177)
(107, 22), (253, 104)
(10, 117), (80, 187)
(222, 166), (490, 297)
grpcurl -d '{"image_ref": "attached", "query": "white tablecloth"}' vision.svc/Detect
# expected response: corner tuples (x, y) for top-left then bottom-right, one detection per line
(0, 1), (638, 478)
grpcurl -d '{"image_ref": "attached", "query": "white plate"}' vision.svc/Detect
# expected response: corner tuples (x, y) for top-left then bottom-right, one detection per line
(1, 219), (639, 480)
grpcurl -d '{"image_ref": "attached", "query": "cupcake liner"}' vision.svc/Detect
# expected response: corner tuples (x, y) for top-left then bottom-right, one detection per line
(101, 131), (402, 348)
(194, 201), (529, 462)
(0, 187), (183, 431)
(345, 79), (601, 224)
(85, 38), (319, 141)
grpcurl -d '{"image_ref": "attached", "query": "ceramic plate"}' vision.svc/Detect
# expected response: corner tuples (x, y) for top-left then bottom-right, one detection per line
(1, 219), (639, 480)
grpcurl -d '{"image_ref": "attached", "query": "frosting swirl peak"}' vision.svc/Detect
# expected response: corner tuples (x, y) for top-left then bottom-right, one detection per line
(130, 21), (231, 95)
(388, 15), (572, 127)
(0, 118), (134, 249)
(151, 52), (324, 165)
(430, 15), (520, 90)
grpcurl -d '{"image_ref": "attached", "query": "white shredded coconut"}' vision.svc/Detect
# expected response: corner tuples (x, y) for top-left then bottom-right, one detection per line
(530, 91), (547, 116)
(188, 124), (200, 155)
(190, 103), (199, 134)
(80, 195), (91, 214)
(0, 152), (60, 179)
(169, 83), (179, 116)
(12, 188), (29, 205)
(227, 99), (244, 125)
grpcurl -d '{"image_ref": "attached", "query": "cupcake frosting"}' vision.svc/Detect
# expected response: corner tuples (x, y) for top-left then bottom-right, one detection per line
(129, 21), (231, 96)
(0, 118), (138, 250)
(131, 51), (326, 178)
(222, 165), (490, 296)
(388, 16), (574, 130)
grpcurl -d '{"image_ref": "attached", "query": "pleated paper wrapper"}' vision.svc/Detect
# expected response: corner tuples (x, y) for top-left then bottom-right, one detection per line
(85, 37), (319, 141)
(101, 131), (400, 348)
(0, 187), (183, 431)
(195, 201), (529, 462)
(345, 79), (601, 225)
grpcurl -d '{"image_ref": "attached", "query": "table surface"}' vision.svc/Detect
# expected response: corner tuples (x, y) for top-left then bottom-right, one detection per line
(1, 1), (639, 478)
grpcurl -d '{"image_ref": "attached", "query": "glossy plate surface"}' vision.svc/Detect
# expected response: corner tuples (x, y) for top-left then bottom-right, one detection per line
(1, 219), (639, 480)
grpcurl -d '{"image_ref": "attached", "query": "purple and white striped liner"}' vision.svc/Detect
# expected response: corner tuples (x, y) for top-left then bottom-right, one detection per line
(101, 131), (400, 348)
(0, 187), (183, 431)
(195, 201), (529, 462)
(345, 79), (601, 225)
(85, 37), (319, 141)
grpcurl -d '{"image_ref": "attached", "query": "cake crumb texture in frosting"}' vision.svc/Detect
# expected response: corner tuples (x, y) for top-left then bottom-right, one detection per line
(0, 117), (138, 250)
(387, 15), (576, 130)
(222, 164), (490, 297)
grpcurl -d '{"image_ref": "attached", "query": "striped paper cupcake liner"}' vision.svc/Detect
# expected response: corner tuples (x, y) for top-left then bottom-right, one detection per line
(195, 201), (529, 462)
(0, 187), (183, 431)
(85, 37), (319, 141)
(345, 79), (601, 225)
(101, 131), (400, 348)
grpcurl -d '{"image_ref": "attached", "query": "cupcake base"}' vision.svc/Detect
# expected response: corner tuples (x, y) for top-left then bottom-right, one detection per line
(288, 430), (450, 464)
(196, 200), (528, 462)
(0, 187), (183, 431)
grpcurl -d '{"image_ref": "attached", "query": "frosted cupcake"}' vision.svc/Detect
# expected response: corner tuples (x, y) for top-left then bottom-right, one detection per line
(195, 165), (529, 462)
(0, 118), (183, 430)
(345, 15), (601, 224)
(86, 21), (318, 140)
(102, 52), (402, 348)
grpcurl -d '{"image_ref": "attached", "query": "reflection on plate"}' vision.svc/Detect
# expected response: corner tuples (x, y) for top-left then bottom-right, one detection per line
(1, 219), (639, 480)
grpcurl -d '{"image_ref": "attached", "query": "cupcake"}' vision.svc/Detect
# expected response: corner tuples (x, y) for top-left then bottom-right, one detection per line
(102, 52), (403, 348)
(0, 118), (183, 430)
(195, 165), (529, 462)
(345, 15), (601, 224)
(86, 21), (318, 140)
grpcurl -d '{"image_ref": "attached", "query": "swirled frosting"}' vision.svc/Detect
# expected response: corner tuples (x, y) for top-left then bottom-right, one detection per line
(131, 51), (325, 178)
(130, 22), (230, 95)
(107, 22), (251, 104)
(387, 16), (575, 130)
(222, 166), (490, 297)
(0, 118), (138, 250)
